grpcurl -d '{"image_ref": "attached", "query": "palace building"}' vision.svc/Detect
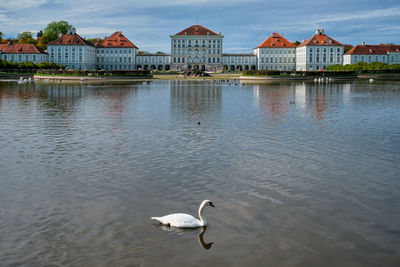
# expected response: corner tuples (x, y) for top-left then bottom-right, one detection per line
(96, 31), (138, 70)
(343, 43), (400, 65)
(254, 32), (296, 71)
(0, 43), (48, 63)
(296, 29), (344, 71)
(170, 25), (224, 71)
(4, 24), (398, 71)
(47, 28), (96, 70)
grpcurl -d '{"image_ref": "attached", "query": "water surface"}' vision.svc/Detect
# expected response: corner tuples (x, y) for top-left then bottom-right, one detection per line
(0, 79), (399, 266)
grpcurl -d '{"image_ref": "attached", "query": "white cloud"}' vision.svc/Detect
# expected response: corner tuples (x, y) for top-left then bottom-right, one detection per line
(0, 0), (47, 11)
(77, 27), (116, 35)
(314, 7), (400, 23)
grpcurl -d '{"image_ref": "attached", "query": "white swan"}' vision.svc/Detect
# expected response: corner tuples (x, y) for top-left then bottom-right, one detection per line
(151, 200), (215, 228)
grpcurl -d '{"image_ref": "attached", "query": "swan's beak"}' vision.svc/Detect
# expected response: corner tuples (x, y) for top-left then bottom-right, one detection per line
(210, 203), (215, 208)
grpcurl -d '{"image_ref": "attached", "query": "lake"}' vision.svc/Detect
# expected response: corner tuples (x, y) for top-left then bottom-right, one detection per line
(0, 79), (399, 266)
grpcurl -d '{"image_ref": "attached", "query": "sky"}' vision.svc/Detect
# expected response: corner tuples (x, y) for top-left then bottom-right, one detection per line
(0, 0), (399, 53)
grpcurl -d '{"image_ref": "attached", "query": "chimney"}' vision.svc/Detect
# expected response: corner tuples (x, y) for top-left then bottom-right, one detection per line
(58, 32), (62, 38)
(71, 28), (76, 34)
(361, 42), (365, 46)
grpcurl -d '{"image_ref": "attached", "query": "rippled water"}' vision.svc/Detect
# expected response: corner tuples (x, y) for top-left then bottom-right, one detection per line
(0, 79), (399, 266)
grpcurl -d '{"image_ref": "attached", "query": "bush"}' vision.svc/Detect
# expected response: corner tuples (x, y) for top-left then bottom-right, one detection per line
(0, 59), (64, 72)
(243, 70), (356, 77)
(326, 62), (400, 73)
(36, 69), (152, 77)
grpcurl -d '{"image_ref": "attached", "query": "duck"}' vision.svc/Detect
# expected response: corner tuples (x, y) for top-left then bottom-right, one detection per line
(151, 200), (215, 228)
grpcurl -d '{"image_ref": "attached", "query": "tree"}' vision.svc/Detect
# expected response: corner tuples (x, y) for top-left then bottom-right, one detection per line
(37, 30), (43, 38)
(17, 32), (36, 44)
(86, 38), (103, 45)
(344, 45), (352, 53)
(0, 31), (2, 40)
(43, 21), (74, 43)
(292, 40), (301, 46)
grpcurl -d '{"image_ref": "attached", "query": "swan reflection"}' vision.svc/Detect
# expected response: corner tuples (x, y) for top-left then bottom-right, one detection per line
(158, 225), (214, 250)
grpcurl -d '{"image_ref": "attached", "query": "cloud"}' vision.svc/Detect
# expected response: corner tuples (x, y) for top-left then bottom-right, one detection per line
(314, 7), (400, 23)
(0, 0), (47, 11)
(77, 27), (117, 35)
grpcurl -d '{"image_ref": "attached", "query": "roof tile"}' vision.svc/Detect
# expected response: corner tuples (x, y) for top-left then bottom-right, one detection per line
(97, 31), (138, 48)
(48, 33), (93, 46)
(345, 44), (400, 55)
(0, 43), (45, 54)
(175, 25), (219, 36)
(299, 33), (343, 47)
(256, 33), (295, 48)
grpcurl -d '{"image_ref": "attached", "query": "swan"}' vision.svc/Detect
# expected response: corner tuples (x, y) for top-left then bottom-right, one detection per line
(151, 200), (215, 228)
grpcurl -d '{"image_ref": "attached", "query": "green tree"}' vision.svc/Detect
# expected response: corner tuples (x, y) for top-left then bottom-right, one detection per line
(43, 21), (74, 43)
(17, 32), (36, 44)
(0, 31), (3, 40)
(37, 30), (43, 38)
(292, 40), (301, 46)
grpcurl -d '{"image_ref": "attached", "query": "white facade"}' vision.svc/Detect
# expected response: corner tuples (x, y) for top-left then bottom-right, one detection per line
(222, 54), (257, 70)
(343, 54), (388, 65)
(136, 54), (171, 70)
(0, 53), (48, 64)
(96, 48), (136, 70)
(296, 45), (344, 71)
(48, 45), (96, 70)
(254, 48), (296, 71)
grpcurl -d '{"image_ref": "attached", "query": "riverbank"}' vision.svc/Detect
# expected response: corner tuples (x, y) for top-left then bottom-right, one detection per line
(31, 73), (242, 82)
(240, 74), (400, 81)
(0, 73), (34, 79)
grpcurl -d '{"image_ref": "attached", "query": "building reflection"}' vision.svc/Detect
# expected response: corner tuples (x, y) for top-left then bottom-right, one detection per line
(169, 80), (222, 140)
(170, 80), (222, 119)
(303, 82), (349, 121)
(252, 81), (351, 123)
(252, 82), (296, 122)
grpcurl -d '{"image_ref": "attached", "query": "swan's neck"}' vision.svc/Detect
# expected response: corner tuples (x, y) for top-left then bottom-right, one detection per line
(198, 203), (207, 226)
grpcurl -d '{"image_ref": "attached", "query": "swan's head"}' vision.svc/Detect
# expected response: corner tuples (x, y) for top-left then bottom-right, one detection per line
(203, 199), (215, 208)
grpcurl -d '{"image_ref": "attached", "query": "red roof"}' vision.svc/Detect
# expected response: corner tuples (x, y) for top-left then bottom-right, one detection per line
(299, 33), (343, 47)
(345, 44), (400, 55)
(256, 33), (295, 48)
(48, 33), (93, 46)
(97, 31), (138, 48)
(0, 43), (45, 54)
(175, 25), (219, 36)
